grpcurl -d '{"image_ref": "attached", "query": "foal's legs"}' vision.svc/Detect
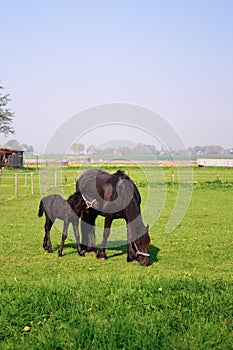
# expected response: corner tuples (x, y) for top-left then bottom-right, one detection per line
(43, 215), (53, 253)
(96, 216), (113, 260)
(58, 221), (69, 257)
(72, 220), (85, 257)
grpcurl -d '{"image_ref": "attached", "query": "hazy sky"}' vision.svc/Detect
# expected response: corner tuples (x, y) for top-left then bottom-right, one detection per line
(1, 0), (233, 152)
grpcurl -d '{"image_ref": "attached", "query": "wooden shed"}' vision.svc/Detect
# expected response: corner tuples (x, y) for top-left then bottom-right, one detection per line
(0, 148), (24, 168)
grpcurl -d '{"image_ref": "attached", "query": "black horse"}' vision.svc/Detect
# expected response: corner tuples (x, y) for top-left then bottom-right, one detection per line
(76, 169), (151, 266)
(38, 193), (85, 257)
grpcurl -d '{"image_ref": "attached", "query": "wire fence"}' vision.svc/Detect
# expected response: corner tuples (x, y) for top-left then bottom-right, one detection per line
(0, 166), (232, 201)
(0, 169), (78, 200)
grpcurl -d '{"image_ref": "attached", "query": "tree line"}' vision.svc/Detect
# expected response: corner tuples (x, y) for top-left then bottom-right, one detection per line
(69, 143), (233, 157)
(0, 139), (34, 153)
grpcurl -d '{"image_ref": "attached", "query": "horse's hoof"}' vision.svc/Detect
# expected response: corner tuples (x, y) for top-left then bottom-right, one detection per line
(58, 252), (62, 257)
(89, 251), (97, 255)
(97, 254), (107, 260)
(79, 251), (85, 257)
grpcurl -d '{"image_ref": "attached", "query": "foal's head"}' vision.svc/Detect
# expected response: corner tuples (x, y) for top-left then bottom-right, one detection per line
(67, 193), (86, 217)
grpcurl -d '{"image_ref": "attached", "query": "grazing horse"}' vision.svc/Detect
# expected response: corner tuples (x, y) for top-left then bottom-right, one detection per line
(75, 169), (151, 266)
(38, 193), (85, 257)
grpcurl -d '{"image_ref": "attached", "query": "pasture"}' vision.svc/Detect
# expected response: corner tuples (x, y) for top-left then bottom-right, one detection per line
(0, 165), (233, 349)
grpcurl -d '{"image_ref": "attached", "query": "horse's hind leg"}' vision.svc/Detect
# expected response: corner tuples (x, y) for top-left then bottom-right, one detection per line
(72, 220), (85, 257)
(44, 215), (53, 253)
(81, 210), (97, 253)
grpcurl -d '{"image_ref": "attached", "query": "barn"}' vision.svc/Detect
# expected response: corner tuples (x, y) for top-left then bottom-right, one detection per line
(0, 148), (24, 168)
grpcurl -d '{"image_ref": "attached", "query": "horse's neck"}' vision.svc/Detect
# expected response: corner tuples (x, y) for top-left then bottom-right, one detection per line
(126, 198), (143, 226)
(125, 198), (141, 221)
(126, 212), (146, 242)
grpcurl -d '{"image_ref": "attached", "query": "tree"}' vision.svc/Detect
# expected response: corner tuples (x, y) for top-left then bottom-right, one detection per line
(71, 143), (85, 154)
(134, 143), (149, 155)
(86, 144), (96, 155)
(0, 85), (15, 136)
(20, 143), (34, 153)
(119, 146), (133, 155)
(2, 139), (20, 149)
(2, 139), (34, 152)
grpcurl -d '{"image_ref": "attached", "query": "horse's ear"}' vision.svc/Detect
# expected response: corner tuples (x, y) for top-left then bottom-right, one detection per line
(146, 224), (149, 230)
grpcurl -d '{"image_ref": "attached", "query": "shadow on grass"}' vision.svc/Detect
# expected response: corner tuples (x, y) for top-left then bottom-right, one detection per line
(105, 243), (160, 264)
(52, 241), (160, 265)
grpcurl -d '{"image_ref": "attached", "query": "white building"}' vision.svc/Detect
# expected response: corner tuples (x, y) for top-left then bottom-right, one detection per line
(197, 158), (233, 167)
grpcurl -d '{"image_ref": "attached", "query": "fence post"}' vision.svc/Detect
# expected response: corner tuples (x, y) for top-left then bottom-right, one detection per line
(64, 173), (67, 185)
(171, 170), (175, 184)
(54, 171), (57, 187)
(15, 174), (18, 197)
(31, 173), (34, 195)
(42, 170), (47, 192)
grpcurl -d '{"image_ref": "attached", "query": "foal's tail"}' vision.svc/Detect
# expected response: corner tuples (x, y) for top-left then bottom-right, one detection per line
(38, 199), (44, 217)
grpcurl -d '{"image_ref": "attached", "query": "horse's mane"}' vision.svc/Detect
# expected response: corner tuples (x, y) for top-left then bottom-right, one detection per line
(114, 170), (141, 205)
(135, 227), (150, 246)
(115, 169), (130, 180)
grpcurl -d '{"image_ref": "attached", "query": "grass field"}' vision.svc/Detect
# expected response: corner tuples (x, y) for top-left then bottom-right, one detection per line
(0, 165), (233, 349)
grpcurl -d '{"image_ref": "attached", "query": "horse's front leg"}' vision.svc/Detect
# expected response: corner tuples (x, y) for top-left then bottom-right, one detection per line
(126, 225), (138, 263)
(58, 221), (69, 257)
(127, 242), (138, 263)
(72, 220), (85, 257)
(97, 216), (113, 260)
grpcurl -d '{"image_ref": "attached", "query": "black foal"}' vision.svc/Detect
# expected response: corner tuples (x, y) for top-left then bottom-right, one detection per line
(38, 193), (85, 257)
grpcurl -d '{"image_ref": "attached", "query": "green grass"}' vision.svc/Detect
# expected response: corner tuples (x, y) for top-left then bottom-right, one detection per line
(0, 165), (233, 349)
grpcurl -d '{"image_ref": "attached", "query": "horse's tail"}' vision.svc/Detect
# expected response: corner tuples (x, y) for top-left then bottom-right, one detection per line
(38, 199), (44, 217)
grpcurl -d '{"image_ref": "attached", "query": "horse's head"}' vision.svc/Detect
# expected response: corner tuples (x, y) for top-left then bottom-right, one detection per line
(133, 225), (150, 266)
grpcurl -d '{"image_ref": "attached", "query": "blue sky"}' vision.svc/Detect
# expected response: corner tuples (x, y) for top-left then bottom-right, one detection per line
(1, 0), (233, 152)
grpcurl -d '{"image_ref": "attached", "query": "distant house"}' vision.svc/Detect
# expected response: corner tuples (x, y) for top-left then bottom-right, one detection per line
(0, 148), (24, 168)
(197, 158), (233, 167)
